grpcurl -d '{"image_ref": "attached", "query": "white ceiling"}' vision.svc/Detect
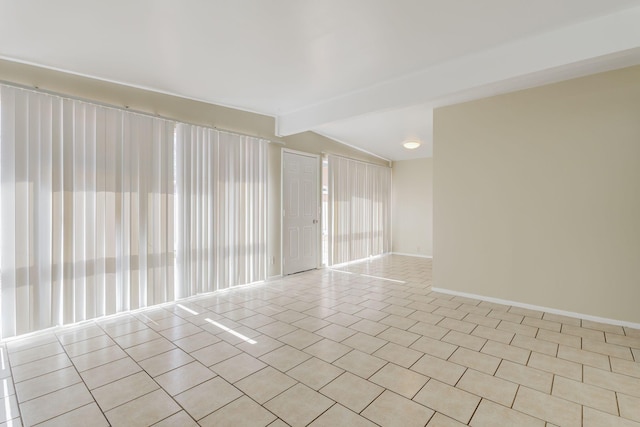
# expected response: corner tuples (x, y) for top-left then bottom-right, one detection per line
(2, 0), (640, 160)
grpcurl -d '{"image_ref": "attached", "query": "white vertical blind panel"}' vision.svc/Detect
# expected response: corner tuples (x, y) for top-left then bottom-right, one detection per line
(327, 155), (391, 266)
(176, 125), (267, 294)
(0, 86), (176, 339)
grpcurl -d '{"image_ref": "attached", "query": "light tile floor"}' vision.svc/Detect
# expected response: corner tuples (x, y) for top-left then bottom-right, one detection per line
(1, 255), (639, 426)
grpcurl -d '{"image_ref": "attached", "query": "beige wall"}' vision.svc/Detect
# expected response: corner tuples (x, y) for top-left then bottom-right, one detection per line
(0, 59), (388, 277)
(391, 158), (433, 257)
(433, 65), (640, 324)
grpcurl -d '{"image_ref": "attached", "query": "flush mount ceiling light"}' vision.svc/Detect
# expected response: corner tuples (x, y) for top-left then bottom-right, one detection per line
(403, 140), (421, 150)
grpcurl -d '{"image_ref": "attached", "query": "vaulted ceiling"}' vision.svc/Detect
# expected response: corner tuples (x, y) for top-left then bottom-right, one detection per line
(2, 0), (639, 160)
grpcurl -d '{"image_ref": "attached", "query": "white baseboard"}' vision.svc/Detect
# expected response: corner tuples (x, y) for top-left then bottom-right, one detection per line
(267, 274), (283, 281)
(391, 252), (433, 259)
(431, 287), (640, 330)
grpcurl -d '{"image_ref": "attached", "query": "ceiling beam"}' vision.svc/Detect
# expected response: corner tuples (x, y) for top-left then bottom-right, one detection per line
(276, 6), (640, 136)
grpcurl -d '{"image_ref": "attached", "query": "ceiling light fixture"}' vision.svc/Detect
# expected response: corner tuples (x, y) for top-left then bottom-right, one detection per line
(403, 140), (421, 150)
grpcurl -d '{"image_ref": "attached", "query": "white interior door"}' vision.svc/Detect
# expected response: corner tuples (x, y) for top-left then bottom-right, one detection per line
(283, 150), (319, 275)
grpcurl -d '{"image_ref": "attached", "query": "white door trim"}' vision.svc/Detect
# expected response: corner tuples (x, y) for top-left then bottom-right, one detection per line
(281, 148), (321, 275)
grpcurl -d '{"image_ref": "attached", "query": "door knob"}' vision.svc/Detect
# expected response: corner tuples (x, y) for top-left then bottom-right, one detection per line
(313, 219), (318, 224)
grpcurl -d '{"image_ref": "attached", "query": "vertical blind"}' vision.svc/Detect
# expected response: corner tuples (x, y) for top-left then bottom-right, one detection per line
(175, 124), (267, 298)
(0, 85), (268, 339)
(327, 155), (391, 266)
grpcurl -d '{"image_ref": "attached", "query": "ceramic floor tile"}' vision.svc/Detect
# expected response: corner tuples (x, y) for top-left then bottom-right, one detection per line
(370, 362), (428, 398)
(449, 347), (500, 375)
(377, 327), (420, 347)
(237, 334), (284, 357)
(173, 331), (221, 353)
(320, 372), (384, 412)
(174, 377), (242, 421)
(112, 328), (162, 349)
(199, 396), (277, 427)
(606, 332), (640, 349)
(92, 371), (158, 412)
(471, 325), (514, 344)
(495, 360), (553, 393)
(35, 402), (109, 427)
(235, 366), (297, 404)
(407, 321), (449, 339)
(611, 356), (640, 378)
(556, 345), (610, 370)
(410, 353), (466, 386)
(80, 356), (141, 390)
(105, 388), (180, 427)
(342, 332), (388, 354)
(442, 330), (486, 351)
(287, 357), (344, 390)
(513, 386), (582, 427)
(522, 316), (562, 332)
(125, 337), (176, 362)
(154, 361), (215, 396)
(333, 349), (386, 379)
(309, 404), (377, 427)
(152, 411), (199, 427)
(158, 322), (202, 341)
(257, 321), (299, 338)
(356, 308), (389, 322)
(350, 319), (390, 336)
(497, 320), (538, 337)
(413, 379), (481, 424)
(480, 340), (530, 364)
(527, 352), (582, 380)
(463, 313), (500, 329)
(438, 317), (477, 334)
(0, 393), (19, 424)
(618, 393), (640, 423)
(57, 326), (106, 346)
(561, 324), (605, 341)
(582, 337), (634, 360)
(315, 323), (356, 342)
(410, 335), (458, 359)
(20, 383), (94, 426)
(511, 334), (558, 356)
(72, 345), (128, 372)
(15, 365), (81, 403)
(469, 399), (544, 427)
(9, 341), (64, 366)
(211, 352), (267, 383)
(279, 329), (323, 349)
(138, 347), (193, 377)
(456, 369), (518, 407)
(583, 366), (640, 398)
(373, 342), (423, 368)
(191, 340), (241, 367)
(11, 353), (72, 383)
(536, 328), (582, 348)
(304, 338), (351, 363)
(238, 313), (278, 329)
(583, 407), (640, 427)
(264, 383), (334, 427)
(362, 390), (434, 427)
(63, 334), (115, 358)
(259, 345), (312, 372)
(103, 320), (149, 338)
(380, 314), (418, 330)
(551, 375), (617, 415)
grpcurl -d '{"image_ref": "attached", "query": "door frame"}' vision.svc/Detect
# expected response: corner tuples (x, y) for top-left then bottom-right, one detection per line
(281, 148), (322, 276)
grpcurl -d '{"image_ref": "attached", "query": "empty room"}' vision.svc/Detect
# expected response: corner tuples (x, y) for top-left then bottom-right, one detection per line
(0, 1), (639, 426)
